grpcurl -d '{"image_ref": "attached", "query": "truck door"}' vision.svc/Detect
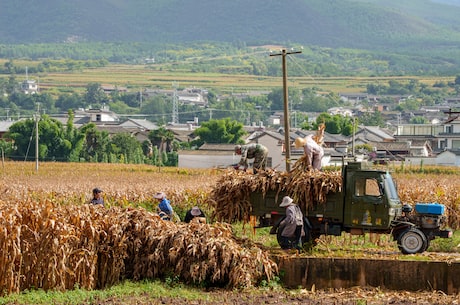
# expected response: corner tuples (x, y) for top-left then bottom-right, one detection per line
(345, 173), (389, 230)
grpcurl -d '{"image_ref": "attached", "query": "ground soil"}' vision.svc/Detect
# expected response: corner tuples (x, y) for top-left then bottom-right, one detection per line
(87, 288), (460, 305)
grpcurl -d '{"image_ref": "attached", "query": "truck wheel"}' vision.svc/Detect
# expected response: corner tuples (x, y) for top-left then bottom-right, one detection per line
(397, 228), (427, 254)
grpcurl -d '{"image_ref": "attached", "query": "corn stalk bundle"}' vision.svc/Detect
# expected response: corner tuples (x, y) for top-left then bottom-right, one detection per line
(0, 199), (277, 295)
(124, 220), (277, 288)
(208, 157), (342, 223)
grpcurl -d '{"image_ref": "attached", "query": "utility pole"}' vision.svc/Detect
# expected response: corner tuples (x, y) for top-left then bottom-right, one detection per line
(172, 81), (179, 124)
(35, 102), (40, 173)
(270, 48), (302, 172)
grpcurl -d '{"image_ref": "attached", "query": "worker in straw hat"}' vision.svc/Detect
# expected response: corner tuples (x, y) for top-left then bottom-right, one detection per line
(184, 206), (207, 224)
(295, 134), (324, 170)
(278, 196), (305, 250)
(234, 143), (268, 174)
(153, 191), (174, 221)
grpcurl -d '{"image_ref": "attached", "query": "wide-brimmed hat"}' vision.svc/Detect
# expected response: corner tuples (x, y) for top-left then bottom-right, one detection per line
(153, 192), (166, 199)
(280, 196), (294, 207)
(191, 206), (201, 216)
(294, 137), (307, 148)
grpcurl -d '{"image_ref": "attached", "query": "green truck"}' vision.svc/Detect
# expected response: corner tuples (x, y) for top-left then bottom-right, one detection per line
(250, 162), (452, 254)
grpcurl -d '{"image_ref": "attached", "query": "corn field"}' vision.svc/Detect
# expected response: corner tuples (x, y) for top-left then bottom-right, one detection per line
(0, 161), (458, 295)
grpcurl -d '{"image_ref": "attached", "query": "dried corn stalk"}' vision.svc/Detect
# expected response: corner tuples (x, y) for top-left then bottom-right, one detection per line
(209, 163), (342, 223)
(0, 199), (277, 295)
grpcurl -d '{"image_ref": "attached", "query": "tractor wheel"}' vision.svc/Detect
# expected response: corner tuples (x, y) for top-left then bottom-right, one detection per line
(397, 228), (428, 254)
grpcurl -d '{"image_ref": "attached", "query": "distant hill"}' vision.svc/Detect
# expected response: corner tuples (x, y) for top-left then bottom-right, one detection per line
(2, 0), (460, 52)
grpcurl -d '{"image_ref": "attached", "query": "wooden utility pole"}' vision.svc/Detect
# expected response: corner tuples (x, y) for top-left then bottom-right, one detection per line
(270, 49), (302, 172)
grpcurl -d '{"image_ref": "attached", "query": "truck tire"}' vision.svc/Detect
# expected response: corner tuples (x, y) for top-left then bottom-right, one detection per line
(397, 228), (428, 254)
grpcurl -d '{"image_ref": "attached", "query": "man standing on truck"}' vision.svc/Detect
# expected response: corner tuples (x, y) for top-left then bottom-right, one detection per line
(234, 143), (268, 174)
(278, 196), (305, 250)
(295, 135), (324, 170)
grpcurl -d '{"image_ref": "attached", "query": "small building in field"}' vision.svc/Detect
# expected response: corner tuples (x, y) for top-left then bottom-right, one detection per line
(178, 144), (239, 168)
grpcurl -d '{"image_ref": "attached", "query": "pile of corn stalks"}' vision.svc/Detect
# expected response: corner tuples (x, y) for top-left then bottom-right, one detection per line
(0, 199), (277, 295)
(209, 155), (342, 223)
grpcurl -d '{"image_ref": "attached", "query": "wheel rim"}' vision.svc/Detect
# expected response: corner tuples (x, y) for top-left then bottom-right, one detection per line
(400, 230), (424, 253)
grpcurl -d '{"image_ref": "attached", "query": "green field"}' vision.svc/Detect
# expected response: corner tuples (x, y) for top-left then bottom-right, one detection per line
(1, 59), (455, 95)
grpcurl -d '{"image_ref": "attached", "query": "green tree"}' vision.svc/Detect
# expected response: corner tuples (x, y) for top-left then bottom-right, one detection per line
(64, 110), (85, 162)
(410, 116), (429, 124)
(110, 132), (143, 163)
(149, 126), (175, 159)
(358, 111), (385, 127)
(313, 113), (353, 136)
(194, 118), (245, 145)
(454, 75), (460, 86)
(6, 115), (71, 161)
(80, 123), (110, 162)
(84, 83), (108, 107)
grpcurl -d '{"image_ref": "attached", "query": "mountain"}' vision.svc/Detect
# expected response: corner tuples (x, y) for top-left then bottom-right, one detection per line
(2, 0), (460, 52)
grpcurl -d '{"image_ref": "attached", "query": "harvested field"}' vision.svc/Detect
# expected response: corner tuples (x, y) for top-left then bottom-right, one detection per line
(0, 161), (459, 304)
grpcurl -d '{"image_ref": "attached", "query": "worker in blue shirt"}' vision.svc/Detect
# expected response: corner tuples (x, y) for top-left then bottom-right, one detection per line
(153, 192), (174, 220)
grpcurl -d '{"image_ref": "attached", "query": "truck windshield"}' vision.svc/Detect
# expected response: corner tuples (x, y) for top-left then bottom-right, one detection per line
(384, 173), (399, 200)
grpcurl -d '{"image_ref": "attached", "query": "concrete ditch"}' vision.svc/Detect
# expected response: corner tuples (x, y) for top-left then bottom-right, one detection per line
(275, 256), (460, 294)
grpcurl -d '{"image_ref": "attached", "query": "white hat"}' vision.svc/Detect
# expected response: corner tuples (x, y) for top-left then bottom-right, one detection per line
(294, 137), (307, 148)
(280, 196), (294, 207)
(191, 206), (201, 216)
(153, 192), (166, 199)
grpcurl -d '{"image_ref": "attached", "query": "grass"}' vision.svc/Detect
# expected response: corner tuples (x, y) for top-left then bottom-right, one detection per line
(0, 280), (216, 305)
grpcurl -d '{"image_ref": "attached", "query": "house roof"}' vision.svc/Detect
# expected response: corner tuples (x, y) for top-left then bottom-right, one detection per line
(169, 129), (196, 142)
(120, 118), (158, 130)
(0, 120), (20, 132)
(355, 126), (395, 142)
(369, 141), (411, 151)
(438, 149), (460, 156)
(294, 130), (349, 144)
(198, 143), (236, 151)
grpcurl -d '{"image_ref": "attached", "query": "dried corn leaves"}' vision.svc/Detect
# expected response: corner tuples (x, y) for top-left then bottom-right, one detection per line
(209, 155), (342, 222)
(0, 200), (277, 295)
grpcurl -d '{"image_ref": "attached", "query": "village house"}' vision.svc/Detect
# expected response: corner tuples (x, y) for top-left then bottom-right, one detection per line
(21, 79), (38, 94)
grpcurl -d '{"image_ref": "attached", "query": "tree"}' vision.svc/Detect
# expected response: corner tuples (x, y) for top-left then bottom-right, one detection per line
(84, 83), (108, 107)
(454, 75), (460, 86)
(312, 113), (353, 136)
(64, 110), (85, 162)
(80, 123), (110, 162)
(110, 133), (143, 163)
(194, 118), (246, 146)
(358, 111), (385, 127)
(149, 127), (175, 154)
(6, 115), (71, 161)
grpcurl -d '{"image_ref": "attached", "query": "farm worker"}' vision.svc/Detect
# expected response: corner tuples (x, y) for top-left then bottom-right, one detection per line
(234, 143), (268, 174)
(278, 196), (305, 250)
(295, 135), (324, 170)
(184, 206), (207, 224)
(153, 192), (174, 221)
(90, 187), (104, 207)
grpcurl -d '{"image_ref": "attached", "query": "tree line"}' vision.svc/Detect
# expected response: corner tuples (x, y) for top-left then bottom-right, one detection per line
(0, 112), (179, 166)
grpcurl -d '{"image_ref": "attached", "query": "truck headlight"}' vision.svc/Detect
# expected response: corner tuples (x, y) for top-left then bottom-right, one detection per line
(389, 208), (397, 216)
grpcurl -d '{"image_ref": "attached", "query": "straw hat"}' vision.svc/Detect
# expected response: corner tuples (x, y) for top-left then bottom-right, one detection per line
(294, 137), (307, 148)
(279, 196), (294, 207)
(191, 206), (201, 216)
(153, 192), (166, 199)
